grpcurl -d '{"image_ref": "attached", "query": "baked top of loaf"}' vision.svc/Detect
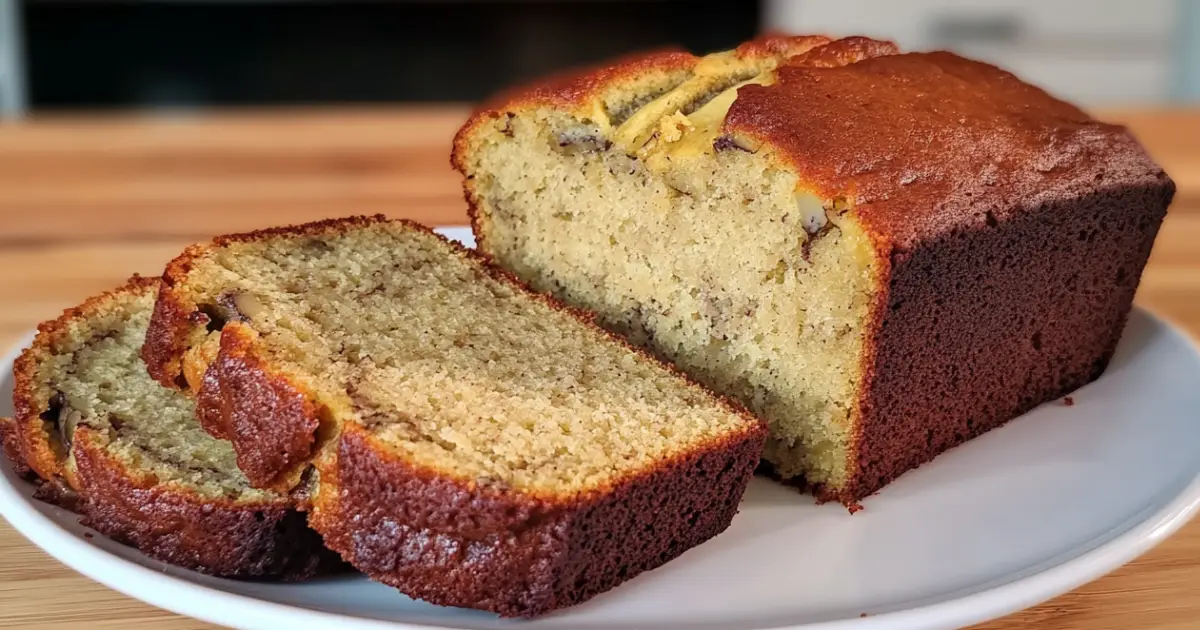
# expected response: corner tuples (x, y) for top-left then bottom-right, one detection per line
(7, 276), (337, 579)
(142, 216), (761, 494)
(455, 35), (1170, 249)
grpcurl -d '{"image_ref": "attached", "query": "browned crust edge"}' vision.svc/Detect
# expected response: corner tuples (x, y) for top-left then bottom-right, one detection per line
(0, 416), (33, 479)
(0, 415), (79, 509)
(196, 323), (321, 491)
(71, 427), (344, 580)
(9, 277), (341, 579)
(312, 421), (764, 617)
(839, 180), (1174, 504)
(450, 47), (698, 165)
(15, 275), (160, 484)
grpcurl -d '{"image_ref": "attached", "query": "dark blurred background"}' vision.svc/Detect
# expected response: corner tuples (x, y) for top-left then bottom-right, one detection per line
(2, 0), (1199, 116)
(17, 1), (760, 111)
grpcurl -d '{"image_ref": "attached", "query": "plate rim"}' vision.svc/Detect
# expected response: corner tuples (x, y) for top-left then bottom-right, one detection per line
(0, 269), (1198, 629)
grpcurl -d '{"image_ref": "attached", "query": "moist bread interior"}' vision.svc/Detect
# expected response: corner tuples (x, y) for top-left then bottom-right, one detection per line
(32, 287), (271, 501)
(177, 224), (750, 494)
(459, 61), (875, 489)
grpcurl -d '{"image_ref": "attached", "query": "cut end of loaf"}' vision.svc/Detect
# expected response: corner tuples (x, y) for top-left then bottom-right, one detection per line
(453, 38), (889, 494)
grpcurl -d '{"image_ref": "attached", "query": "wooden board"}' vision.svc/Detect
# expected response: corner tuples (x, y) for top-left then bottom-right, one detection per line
(0, 107), (1196, 629)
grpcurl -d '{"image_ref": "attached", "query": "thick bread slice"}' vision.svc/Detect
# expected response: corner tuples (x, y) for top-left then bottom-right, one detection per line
(453, 35), (1174, 505)
(141, 216), (764, 616)
(7, 276), (341, 579)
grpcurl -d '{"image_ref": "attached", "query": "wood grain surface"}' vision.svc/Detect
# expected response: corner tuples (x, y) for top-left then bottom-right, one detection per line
(0, 106), (1196, 629)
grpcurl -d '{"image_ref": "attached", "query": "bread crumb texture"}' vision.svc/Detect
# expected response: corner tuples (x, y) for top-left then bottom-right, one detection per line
(24, 280), (274, 502)
(176, 220), (755, 496)
(455, 39), (886, 490)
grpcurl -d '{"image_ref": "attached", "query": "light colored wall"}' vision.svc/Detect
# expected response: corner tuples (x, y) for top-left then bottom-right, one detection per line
(764, 0), (1184, 107)
(0, 0), (24, 117)
(1178, 0), (1200, 101)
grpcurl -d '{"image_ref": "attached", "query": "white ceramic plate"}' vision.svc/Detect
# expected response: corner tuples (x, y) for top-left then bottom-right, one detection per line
(2, 226), (1200, 630)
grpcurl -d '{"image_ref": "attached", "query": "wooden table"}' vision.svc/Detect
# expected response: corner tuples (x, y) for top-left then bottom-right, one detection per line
(0, 106), (1196, 629)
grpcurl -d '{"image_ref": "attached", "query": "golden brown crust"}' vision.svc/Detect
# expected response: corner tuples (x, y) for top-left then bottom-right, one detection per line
(723, 50), (1166, 248)
(311, 421), (763, 617)
(781, 35), (898, 67)
(449, 48), (698, 190)
(9, 277), (341, 579)
(71, 427), (343, 579)
(0, 416), (33, 479)
(734, 33), (833, 59)
(142, 258), (205, 389)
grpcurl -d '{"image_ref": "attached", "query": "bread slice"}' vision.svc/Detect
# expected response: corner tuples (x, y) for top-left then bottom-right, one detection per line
(452, 35), (1175, 505)
(140, 215), (764, 616)
(6, 276), (341, 579)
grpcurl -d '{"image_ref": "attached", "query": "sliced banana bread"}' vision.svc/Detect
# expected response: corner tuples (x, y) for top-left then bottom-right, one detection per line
(7, 276), (340, 579)
(452, 35), (1175, 504)
(141, 216), (764, 616)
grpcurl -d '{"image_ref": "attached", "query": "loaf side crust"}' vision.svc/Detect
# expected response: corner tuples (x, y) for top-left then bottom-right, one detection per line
(196, 323), (322, 491)
(841, 179), (1173, 503)
(0, 416), (31, 478)
(311, 422), (763, 617)
(11, 276), (341, 579)
(72, 426), (344, 580)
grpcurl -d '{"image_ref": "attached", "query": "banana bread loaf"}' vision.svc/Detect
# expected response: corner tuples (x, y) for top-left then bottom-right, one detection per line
(140, 215), (764, 616)
(6, 276), (340, 579)
(452, 35), (1175, 504)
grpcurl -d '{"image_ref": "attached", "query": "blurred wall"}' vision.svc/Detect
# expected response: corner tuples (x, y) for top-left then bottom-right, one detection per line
(765, 0), (1194, 107)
